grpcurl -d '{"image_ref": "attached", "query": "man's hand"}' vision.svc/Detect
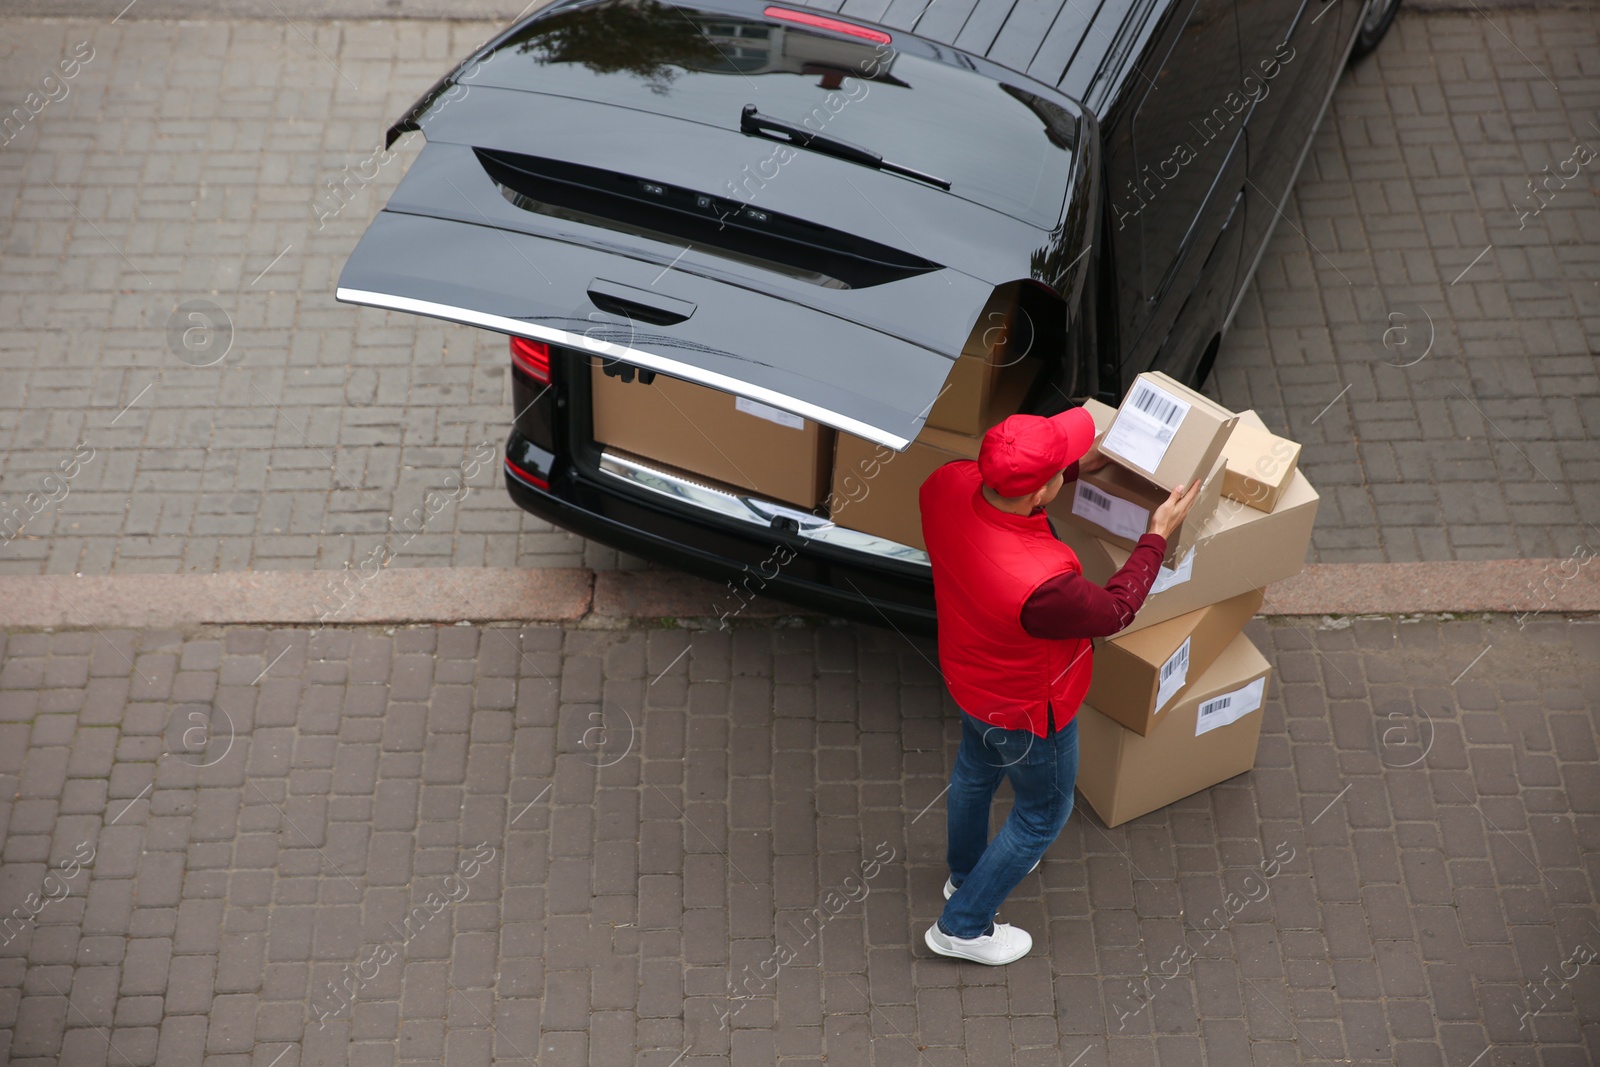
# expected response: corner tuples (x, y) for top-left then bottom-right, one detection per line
(1147, 479), (1202, 540)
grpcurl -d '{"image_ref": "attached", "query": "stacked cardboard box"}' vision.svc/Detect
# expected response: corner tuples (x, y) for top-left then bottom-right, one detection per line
(1084, 587), (1264, 736)
(590, 357), (835, 509)
(828, 357), (1041, 550)
(1050, 376), (1315, 827)
(1063, 452), (1227, 567)
(593, 285), (1040, 537)
(923, 281), (1027, 436)
(1074, 633), (1274, 827)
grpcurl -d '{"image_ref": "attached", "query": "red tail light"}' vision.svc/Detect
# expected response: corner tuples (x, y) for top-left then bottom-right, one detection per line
(510, 336), (551, 384)
(763, 6), (891, 43)
(504, 457), (549, 491)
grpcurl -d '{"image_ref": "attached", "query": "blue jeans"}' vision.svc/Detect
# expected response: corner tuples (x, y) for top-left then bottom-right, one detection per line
(938, 709), (1078, 939)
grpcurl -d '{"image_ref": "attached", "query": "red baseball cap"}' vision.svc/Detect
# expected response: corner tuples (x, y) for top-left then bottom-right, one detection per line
(978, 407), (1097, 497)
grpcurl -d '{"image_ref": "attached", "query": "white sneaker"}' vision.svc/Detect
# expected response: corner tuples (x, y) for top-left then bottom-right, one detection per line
(943, 858), (1041, 900)
(924, 921), (1033, 965)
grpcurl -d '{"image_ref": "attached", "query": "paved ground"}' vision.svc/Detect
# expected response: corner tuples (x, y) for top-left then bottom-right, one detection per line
(3, 6), (1597, 1067)
(0, 614), (1594, 1066)
(1212, 7), (1600, 565)
(0, 7), (1595, 579)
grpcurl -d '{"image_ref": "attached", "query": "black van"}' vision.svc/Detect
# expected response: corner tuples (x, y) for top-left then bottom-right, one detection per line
(337, 0), (1401, 630)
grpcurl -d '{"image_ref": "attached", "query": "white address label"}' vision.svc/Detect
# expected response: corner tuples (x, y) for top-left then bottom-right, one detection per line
(1150, 547), (1195, 594)
(1071, 482), (1149, 542)
(1155, 636), (1191, 712)
(1104, 378), (1192, 476)
(735, 396), (804, 430)
(1194, 676), (1265, 737)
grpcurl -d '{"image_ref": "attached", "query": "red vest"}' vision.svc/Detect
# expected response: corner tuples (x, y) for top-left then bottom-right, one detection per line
(919, 461), (1093, 737)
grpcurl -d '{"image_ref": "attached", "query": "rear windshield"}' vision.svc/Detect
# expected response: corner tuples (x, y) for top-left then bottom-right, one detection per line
(463, 0), (1076, 229)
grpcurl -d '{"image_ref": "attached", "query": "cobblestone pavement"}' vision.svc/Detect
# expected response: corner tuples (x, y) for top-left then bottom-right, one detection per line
(0, 615), (1595, 1066)
(0, 8), (1597, 578)
(1212, 9), (1600, 565)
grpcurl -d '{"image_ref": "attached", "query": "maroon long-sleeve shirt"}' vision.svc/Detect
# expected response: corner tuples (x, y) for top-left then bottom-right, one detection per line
(1018, 462), (1169, 640)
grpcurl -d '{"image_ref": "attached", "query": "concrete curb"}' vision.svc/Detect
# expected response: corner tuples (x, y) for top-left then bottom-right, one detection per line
(1263, 558), (1597, 616)
(0, 568), (594, 630)
(0, 559), (1595, 630)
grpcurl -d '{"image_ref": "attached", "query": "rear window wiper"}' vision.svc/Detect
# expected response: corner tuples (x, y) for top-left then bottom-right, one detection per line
(739, 104), (951, 190)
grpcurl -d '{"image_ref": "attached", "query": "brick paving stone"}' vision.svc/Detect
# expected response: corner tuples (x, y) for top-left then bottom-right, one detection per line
(0, 616), (1595, 1063)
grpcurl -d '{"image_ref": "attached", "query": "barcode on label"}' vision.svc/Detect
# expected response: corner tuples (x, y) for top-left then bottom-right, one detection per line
(1129, 380), (1185, 428)
(1194, 676), (1264, 736)
(1154, 635), (1191, 713)
(1161, 644), (1189, 682)
(1073, 481), (1151, 541)
(1104, 378), (1192, 475)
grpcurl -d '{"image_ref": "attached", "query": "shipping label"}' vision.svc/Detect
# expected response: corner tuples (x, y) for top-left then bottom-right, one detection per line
(1194, 676), (1265, 737)
(1150, 547), (1195, 594)
(1072, 482), (1149, 542)
(1104, 378), (1191, 475)
(1155, 636), (1191, 712)
(735, 396), (804, 430)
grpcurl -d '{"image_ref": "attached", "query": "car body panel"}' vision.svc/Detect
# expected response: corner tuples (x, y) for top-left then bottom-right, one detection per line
(339, 21), (1094, 448)
(395, 86), (1061, 291)
(376, 127), (1017, 352)
(503, 428), (940, 628)
(339, 205), (977, 449)
(459, 8), (1078, 229)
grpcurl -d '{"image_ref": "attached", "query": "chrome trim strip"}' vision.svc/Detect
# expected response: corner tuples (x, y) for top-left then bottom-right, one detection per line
(596, 451), (931, 567)
(335, 287), (913, 450)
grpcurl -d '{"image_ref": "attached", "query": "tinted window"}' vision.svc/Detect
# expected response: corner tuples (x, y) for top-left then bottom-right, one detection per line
(477, 148), (942, 288)
(462, 0), (1075, 229)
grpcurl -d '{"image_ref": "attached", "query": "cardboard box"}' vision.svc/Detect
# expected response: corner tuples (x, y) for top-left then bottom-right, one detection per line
(831, 425), (979, 551)
(1064, 468), (1320, 636)
(1053, 519), (1120, 581)
(590, 359), (833, 509)
(1053, 454), (1226, 568)
(1086, 587), (1265, 735)
(1060, 397), (1117, 469)
(1220, 413), (1301, 513)
(1082, 397), (1117, 443)
(830, 360), (1040, 550)
(1100, 372), (1239, 491)
(925, 283), (1023, 435)
(1075, 630), (1272, 827)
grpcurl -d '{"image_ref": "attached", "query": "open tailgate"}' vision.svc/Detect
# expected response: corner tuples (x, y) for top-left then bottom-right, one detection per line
(336, 137), (997, 450)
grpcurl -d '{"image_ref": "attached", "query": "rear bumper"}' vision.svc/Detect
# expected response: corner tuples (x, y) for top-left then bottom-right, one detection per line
(502, 431), (938, 634)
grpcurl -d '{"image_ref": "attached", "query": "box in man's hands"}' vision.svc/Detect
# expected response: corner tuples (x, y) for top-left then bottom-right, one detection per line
(1062, 467), (1319, 636)
(1099, 372), (1238, 491)
(1056, 453), (1226, 568)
